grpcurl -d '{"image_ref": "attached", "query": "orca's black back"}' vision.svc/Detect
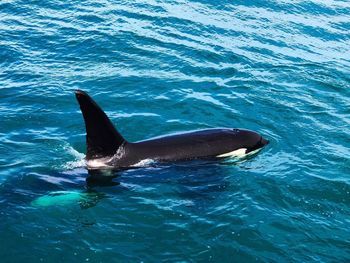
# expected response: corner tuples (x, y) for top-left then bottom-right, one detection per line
(125, 128), (260, 162)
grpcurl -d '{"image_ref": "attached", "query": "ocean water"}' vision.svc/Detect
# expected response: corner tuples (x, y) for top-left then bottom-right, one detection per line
(0, 0), (350, 262)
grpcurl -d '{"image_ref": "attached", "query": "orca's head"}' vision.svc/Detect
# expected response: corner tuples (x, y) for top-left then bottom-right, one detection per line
(234, 129), (269, 154)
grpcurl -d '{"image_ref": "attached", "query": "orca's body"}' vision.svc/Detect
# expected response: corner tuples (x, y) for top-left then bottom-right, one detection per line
(75, 90), (269, 169)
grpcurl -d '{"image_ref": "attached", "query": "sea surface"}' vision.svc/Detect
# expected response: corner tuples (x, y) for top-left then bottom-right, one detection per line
(1, 0), (350, 262)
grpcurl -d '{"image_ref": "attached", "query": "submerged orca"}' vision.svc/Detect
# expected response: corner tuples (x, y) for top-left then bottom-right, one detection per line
(75, 90), (269, 169)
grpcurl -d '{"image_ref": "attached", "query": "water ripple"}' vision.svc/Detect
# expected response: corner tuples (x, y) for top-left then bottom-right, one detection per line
(1, 0), (350, 262)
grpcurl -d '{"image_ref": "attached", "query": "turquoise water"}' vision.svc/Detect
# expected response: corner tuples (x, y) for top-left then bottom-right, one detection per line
(1, 0), (350, 261)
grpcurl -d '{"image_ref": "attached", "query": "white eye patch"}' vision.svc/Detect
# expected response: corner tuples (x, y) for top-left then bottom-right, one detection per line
(217, 148), (247, 158)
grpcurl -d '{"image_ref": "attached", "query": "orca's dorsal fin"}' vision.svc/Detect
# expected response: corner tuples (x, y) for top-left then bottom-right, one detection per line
(75, 90), (126, 159)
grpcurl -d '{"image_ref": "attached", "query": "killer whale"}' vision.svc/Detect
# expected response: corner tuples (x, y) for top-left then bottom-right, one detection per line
(75, 90), (269, 169)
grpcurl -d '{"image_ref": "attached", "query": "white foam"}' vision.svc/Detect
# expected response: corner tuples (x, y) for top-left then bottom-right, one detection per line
(64, 159), (86, 169)
(65, 145), (85, 160)
(62, 144), (86, 169)
(131, 158), (155, 167)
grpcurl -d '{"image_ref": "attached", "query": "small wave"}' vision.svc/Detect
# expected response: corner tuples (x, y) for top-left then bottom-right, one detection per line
(131, 159), (156, 168)
(64, 159), (86, 170)
(62, 143), (86, 170)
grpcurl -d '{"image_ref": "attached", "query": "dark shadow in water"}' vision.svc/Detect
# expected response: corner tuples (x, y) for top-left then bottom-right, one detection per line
(84, 159), (236, 210)
(0, 157), (246, 212)
(86, 169), (120, 187)
(78, 189), (106, 209)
